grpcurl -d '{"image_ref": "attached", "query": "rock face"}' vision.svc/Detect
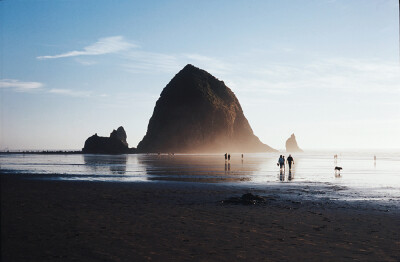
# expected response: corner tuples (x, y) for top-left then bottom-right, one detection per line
(137, 64), (276, 153)
(285, 133), (303, 152)
(83, 126), (131, 154)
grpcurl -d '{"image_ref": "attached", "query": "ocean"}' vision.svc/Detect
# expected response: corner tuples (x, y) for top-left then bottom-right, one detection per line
(1, 151), (399, 207)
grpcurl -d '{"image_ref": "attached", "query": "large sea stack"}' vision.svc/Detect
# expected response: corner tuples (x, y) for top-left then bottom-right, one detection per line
(285, 133), (303, 152)
(83, 126), (133, 154)
(137, 64), (276, 153)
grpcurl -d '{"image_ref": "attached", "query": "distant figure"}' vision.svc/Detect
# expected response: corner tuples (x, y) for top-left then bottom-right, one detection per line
(241, 154), (244, 159)
(224, 153), (227, 161)
(334, 154), (338, 165)
(374, 155), (376, 166)
(335, 166), (342, 176)
(228, 154), (231, 161)
(278, 155), (285, 170)
(287, 154), (294, 170)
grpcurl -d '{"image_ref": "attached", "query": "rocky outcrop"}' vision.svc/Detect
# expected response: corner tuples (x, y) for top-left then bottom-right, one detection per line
(285, 133), (303, 152)
(110, 126), (128, 147)
(83, 126), (134, 154)
(137, 64), (276, 153)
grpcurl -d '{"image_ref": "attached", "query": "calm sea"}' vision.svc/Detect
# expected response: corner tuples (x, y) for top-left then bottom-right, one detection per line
(1, 151), (399, 205)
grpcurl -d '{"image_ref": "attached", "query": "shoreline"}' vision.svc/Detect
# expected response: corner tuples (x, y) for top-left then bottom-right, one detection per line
(2, 170), (399, 213)
(2, 174), (399, 261)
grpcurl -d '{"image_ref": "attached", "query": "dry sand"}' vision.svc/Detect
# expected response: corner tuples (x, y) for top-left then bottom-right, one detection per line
(1, 174), (399, 261)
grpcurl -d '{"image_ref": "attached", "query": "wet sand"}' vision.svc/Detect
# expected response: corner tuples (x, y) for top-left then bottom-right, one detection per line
(1, 174), (399, 261)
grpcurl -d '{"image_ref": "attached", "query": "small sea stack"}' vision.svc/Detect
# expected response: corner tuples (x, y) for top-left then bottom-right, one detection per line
(83, 126), (135, 154)
(285, 133), (303, 152)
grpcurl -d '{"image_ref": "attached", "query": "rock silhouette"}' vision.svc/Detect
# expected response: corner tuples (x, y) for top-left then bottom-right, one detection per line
(285, 133), (303, 152)
(137, 64), (276, 153)
(83, 126), (134, 154)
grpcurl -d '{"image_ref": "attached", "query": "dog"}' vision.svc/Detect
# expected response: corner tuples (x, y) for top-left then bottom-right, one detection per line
(334, 166), (342, 171)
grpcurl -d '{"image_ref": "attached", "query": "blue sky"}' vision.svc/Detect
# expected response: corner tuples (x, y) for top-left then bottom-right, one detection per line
(1, 0), (399, 150)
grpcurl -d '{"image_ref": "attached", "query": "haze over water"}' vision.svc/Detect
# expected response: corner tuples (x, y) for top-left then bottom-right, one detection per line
(1, 151), (399, 207)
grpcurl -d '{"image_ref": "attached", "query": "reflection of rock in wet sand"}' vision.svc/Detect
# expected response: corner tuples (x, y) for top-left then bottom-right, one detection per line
(137, 154), (273, 183)
(83, 155), (127, 174)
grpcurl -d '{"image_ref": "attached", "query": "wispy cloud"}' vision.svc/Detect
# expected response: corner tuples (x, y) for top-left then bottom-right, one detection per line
(225, 58), (400, 96)
(0, 79), (43, 92)
(48, 88), (92, 97)
(33, 36), (400, 100)
(0, 79), (96, 98)
(117, 44), (400, 96)
(74, 58), (98, 66)
(37, 36), (136, 60)
(122, 51), (234, 77)
(123, 51), (180, 73)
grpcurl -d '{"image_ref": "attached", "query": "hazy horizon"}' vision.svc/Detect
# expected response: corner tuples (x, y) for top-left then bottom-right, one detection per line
(1, 1), (399, 151)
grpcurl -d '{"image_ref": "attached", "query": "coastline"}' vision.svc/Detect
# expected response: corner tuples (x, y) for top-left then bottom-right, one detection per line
(1, 173), (399, 261)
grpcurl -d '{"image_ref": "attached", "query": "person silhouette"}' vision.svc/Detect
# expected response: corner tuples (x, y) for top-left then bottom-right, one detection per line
(224, 153), (227, 161)
(228, 154), (231, 161)
(287, 154), (294, 171)
(278, 155), (284, 170)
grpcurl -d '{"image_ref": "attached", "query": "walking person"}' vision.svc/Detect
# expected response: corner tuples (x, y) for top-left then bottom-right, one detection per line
(224, 153), (227, 161)
(278, 155), (285, 170)
(228, 154), (231, 161)
(287, 154), (294, 171)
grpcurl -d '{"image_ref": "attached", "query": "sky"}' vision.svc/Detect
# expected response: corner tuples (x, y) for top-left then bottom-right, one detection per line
(0, 0), (399, 151)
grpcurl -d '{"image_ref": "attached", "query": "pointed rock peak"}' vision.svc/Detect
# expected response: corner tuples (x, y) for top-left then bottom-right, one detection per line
(285, 133), (303, 153)
(182, 64), (198, 71)
(110, 126), (128, 145)
(137, 65), (277, 153)
(176, 64), (216, 78)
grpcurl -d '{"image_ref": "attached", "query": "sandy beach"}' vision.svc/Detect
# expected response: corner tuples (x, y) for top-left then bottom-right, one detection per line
(1, 174), (399, 261)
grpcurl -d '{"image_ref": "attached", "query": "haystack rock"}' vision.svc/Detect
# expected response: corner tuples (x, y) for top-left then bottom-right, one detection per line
(137, 64), (276, 153)
(285, 133), (303, 152)
(83, 126), (134, 154)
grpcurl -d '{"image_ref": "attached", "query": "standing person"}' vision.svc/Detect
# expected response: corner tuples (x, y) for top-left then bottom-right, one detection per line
(287, 154), (294, 171)
(278, 155), (284, 170)
(228, 154), (231, 161)
(224, 153), (227, 161)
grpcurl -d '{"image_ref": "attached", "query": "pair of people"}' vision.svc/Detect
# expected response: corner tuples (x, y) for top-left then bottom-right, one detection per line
(278, 154), (294, 170)
(224, 153), (231, 161)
